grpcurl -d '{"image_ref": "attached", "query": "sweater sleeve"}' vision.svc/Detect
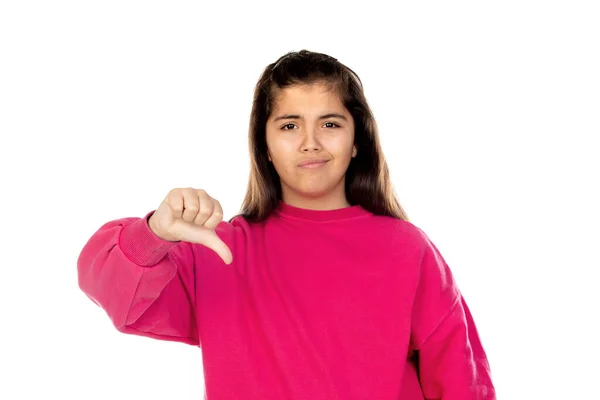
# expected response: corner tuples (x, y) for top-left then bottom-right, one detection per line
(77, 211), (224, 346)
(410, 229), (496, 399)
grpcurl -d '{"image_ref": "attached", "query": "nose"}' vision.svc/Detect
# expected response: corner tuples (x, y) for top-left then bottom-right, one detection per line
(300, 126), (322, 152)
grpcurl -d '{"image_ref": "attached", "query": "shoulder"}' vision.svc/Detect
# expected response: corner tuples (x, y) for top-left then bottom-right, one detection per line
(369, 214), (431, 251)
(337, 213), (434, 266)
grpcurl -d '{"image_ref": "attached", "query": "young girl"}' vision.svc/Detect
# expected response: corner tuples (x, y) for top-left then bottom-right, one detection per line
(78, 50), (496, 399)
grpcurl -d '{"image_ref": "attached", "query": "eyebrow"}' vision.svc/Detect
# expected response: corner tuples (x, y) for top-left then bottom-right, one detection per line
(272, 113), (348, 122)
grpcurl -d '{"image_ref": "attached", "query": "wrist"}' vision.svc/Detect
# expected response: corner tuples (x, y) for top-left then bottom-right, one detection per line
(147, 214), (179, 242)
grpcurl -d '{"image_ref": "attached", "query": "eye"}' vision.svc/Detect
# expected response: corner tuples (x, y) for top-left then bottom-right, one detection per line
(281, 123), (297, 130)
(324, 122), (340, 128)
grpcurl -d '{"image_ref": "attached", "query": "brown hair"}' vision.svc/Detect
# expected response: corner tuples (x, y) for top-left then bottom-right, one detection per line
(230, 49), (409, 223)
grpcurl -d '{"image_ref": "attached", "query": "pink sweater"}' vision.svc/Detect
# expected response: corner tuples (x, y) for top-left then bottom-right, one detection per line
(78, 200), (495, 399)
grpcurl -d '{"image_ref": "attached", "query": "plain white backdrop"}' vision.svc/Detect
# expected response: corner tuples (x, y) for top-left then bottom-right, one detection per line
(1, 1), (598, 399)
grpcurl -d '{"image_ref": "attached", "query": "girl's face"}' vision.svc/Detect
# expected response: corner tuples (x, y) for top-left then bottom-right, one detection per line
(265, 82), (357, 210)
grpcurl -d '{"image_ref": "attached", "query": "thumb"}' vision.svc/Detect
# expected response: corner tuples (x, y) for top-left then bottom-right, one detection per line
(174, 221), (233, 264)
(202, 230), (233, 265)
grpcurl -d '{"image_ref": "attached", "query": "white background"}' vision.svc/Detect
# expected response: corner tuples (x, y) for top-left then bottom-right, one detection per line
(1, 1), (598, 399)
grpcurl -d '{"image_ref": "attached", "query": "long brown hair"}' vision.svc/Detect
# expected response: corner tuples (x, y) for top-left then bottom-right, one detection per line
(230, 49), (409, 223)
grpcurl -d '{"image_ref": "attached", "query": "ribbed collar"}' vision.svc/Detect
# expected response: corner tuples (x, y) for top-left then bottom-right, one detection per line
(274, 200), (371, 222)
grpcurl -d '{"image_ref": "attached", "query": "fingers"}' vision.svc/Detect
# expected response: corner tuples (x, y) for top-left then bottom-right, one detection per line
(193, 189), (215, 226)
(162, 187), (231, 264)
(166, 189), (184, 218)
(180, 188), (200, 222)
(174, 188), (216, 226)
(202, 199), (223, 230)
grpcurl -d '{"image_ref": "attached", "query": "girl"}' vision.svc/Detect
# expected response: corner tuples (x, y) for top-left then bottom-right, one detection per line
(78, 50), (496, 399)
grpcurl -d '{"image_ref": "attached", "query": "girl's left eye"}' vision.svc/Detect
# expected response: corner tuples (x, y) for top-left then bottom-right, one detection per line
(324, 122), (339, 128)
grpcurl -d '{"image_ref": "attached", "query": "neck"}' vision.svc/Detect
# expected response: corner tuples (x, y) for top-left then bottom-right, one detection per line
(281, 191), (351, 211)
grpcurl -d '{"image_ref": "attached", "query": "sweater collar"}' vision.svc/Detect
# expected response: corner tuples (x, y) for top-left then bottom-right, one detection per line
(274, 200), (370, 222)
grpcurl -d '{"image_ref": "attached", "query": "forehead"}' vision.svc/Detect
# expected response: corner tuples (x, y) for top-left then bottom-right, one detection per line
(272, 83), (344, 112)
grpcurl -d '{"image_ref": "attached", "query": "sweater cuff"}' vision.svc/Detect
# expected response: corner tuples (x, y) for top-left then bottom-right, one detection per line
(119, 211), (180, 267)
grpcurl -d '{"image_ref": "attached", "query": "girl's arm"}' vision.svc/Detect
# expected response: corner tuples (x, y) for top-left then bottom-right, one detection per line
(77, 211), (228, 346)
(410, 229), (496, 399)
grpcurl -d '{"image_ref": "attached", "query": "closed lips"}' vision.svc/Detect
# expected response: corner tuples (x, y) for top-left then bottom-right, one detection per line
(298, 159), (329, 166)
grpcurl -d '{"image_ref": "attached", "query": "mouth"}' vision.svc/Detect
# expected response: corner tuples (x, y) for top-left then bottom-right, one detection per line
(298, 159), (330, 168)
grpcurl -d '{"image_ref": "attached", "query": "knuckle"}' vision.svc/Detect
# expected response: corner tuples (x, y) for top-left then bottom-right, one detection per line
(186, 204), (199, 213)
(167, 200), (183, 212)
(183, 188), (196, 197)
(198, 207), (212, 216)
(212, 210), (223, 218)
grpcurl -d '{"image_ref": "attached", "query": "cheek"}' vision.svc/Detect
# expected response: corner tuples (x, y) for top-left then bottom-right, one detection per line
(331, 138), (355, 159)
(269, 149), (293, 176)
(268, 140), (295, 165)
(272, 159), (289, 176)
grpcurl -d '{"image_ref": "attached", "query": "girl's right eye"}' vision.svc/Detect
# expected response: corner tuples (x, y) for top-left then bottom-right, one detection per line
(282, 123), (296, 130)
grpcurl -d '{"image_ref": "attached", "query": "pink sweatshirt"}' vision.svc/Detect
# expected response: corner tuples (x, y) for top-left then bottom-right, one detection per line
(78, 200), (495, 399)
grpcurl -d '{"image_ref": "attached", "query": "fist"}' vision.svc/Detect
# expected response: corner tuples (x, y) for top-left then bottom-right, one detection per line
(148, 188), (233, 264)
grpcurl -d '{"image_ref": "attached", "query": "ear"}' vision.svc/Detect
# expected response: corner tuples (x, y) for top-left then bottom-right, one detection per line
(352, 145), (357, 158)
(267, 148), (272, 162)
